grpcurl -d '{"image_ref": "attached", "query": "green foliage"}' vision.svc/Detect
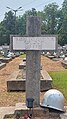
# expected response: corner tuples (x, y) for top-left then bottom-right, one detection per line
(43, 2), (59, 34)
(3, 11), (15, 33)
(20, 54), (26, 58)
(58, 0), (67, 45)
(0, 22), (6, 45)
(14, 112), (21, 119)
(0, 1), (67, 46)
(49, 71), (67, 99)
(0, 11), (15, 45)
(23, 8), (37, 17)
(16, 16), (26, 35)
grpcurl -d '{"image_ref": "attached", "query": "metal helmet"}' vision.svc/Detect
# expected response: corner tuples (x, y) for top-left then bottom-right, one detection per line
(40, 89), (65, 112)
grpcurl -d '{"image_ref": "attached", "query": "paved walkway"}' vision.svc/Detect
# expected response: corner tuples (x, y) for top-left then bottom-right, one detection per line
(0, 106), (15, 119)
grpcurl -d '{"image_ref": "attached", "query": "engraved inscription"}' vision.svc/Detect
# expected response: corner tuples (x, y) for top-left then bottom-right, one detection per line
(25, 37), (42, 50)
(13, 36), (57, 50)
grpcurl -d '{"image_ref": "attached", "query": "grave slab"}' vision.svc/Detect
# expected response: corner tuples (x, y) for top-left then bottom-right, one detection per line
(23, 58), (26, 62)
(7, 78), (52, 92)
(2, 58), (12, 63)
(0, 63), (6, 70)
(19, 62), (26, 69)
(48, 55), (55, 59)
(19, 62), (42, 70)
(61, 61), (67, 69)
(7, 68), (52, 92)
(14, 103), (67, 119)
(0, 105), (67, 119)
(7, 79), (26, 91)
(14, 103), (49, 118)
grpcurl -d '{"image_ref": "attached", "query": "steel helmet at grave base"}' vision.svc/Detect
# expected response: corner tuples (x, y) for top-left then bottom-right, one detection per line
(40, 89), (65, 112)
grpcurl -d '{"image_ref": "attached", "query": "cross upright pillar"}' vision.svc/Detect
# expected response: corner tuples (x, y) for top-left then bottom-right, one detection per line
(26, 16), (41, 106)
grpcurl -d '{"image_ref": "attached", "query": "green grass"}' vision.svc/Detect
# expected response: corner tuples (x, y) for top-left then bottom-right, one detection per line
(20, 54), (26, 58)
(49, 71), (67, 100)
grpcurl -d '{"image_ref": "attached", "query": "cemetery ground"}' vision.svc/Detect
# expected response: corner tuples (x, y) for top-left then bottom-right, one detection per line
(0, 54), (67, 107)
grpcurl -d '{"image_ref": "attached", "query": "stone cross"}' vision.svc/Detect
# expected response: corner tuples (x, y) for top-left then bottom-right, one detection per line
(26, 17), (41, 106)
(10, 16), (58, 107)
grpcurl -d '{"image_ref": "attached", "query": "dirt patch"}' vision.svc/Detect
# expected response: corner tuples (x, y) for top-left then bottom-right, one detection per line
(41, 56), (67, 72)
(0, 57), (22, 92)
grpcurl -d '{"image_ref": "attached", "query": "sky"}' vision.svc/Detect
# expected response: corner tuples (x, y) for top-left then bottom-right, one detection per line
(0, 0), (64, 22)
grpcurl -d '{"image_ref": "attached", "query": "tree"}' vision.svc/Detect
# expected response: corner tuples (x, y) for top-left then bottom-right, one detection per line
(16, 16), (26, 35)
(58, 0), (67, 45)
(37, 11), (47, 34)
(43, 3), (59, 34)
(0, 22), (6, 45)
(0, 2), (67, 46)
(16, 8), (37, 35)
(25, 8), (37, 16)
(0, 11), (15, 45)
(3, 11), (15, 34)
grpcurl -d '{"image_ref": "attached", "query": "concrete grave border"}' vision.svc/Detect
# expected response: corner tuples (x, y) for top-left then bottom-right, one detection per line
(7, 69), (52, 92)
(0, 63), (6, 70)
(61, 61), (67, 69)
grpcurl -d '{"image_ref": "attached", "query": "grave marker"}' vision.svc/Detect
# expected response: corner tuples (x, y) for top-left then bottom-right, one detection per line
(13, 36), (57, 50)
(10, 16), (58, 106)
(2, 44), (9, 57)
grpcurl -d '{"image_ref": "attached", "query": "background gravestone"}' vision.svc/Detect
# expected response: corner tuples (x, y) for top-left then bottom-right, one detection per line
(26, 16), (41, 106)
(2, 44), (9, 57)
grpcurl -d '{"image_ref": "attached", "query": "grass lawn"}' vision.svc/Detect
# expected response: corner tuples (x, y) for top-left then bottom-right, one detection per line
(20, 54), (26, 58)
(49, 71), (67, 102)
